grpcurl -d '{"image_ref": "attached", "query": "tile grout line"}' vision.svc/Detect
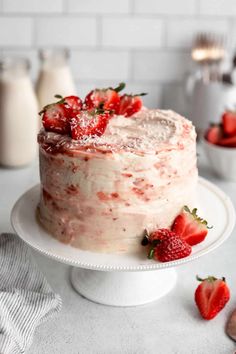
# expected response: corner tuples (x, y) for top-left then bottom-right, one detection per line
(0, 12), (234, 19)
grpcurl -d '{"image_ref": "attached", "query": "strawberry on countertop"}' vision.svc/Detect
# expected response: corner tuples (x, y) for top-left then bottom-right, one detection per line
(116, 93), (147, 117)
(84, 82), (125, 112)
(195, 275), (230, 320)
(171, 206), (211, 246)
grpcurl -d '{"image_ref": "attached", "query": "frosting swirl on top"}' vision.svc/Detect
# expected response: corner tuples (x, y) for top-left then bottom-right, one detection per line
(38, 109), (196, 156)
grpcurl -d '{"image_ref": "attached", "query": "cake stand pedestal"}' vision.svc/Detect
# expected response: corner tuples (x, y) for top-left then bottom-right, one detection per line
(70, 267), (177, 306)
(11, 178), (235, 307)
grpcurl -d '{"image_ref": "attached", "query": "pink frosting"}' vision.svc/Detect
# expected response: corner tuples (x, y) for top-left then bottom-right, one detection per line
(38, 109), (198, 254)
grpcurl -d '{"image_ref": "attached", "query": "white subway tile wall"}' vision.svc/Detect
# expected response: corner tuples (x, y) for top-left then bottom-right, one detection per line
(2, 0), (64, 13)
(71, 51), (130, 80)
(0, 17), (33, 46)
(134, 0), (196, 15)
(68, 0), (130, 14)
(36, 17), (97, 47)
(102, 18), (163, 48)
(0, 0), (236, 112)
(167, 19), (229, 48)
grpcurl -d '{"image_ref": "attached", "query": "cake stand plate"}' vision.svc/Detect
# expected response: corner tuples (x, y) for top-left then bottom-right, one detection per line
(11, 177), (235, 306)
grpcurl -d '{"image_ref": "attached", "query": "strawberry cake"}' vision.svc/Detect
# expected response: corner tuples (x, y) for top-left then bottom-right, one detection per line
(37, 84), (198, 254)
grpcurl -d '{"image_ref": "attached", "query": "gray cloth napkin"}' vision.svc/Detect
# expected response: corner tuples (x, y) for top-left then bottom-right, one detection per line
(0, 233), (62, 354)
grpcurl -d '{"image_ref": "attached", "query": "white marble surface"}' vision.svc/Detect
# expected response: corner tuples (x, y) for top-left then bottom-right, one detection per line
(1, 147), (236, 354)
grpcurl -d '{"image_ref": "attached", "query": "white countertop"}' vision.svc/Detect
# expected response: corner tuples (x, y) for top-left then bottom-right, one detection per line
(1, 147), (236, 354)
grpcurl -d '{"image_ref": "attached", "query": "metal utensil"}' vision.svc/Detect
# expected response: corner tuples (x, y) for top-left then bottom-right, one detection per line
(222, 52), (236, 85)
(191, 32), (226, 83)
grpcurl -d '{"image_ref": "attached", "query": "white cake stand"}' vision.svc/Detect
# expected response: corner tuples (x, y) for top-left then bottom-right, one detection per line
(11, 177), (235, 307)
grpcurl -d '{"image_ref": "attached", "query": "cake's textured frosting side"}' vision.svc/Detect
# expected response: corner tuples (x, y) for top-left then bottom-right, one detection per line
(38, 109), (198, 253)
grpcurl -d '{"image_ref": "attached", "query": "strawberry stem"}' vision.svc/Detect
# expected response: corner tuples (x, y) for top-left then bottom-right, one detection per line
(196, 275), (218, 282)
(148, 248), (155, 259)
(183, 205), (191, 213)
(192, 208), (197, 216)
(39, 96), (66, 115)
(138, 93), (147, 96)
(114, 82), (126, 93)
(54, 94), (63, 99)
(125, 92), (148, 97)
(196, 275), (204, 282)
(183, 206), (213, 229)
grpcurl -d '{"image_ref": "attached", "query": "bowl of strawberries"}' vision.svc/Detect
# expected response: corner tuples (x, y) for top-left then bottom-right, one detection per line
(203, 110), (236, 181)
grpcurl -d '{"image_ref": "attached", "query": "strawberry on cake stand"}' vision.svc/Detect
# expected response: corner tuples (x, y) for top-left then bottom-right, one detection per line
(11, 85), (235, 307)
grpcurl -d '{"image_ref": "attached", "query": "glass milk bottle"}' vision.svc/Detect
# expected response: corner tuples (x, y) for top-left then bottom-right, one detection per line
(35, 48), (77, 110)
(0, 58), (39, 167)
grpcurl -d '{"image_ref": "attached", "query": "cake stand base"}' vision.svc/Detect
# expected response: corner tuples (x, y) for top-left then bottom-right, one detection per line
(70, 267), (177, 307)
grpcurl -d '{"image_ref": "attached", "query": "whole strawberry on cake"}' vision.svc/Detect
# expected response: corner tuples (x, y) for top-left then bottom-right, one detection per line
(37, 83), (198, 254)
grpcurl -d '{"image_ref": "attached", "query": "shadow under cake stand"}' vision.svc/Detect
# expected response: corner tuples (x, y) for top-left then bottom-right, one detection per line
(11, 177), (235, 307)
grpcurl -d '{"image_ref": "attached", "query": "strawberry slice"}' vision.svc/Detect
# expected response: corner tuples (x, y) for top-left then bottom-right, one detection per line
(205, 125), (223, 145)
(195, 275), (230, 320)
(147, 228), (191, 262)
(64, 95), (83, 115)
(70, 110), (110, 140)
(218, 135), (236, 147)
(84, 82), (125, 112)
(41, 103), (70, 134)
(222, 111), (236, 136)
(116, 93), (146, 117)
(171, 206), (211, 246)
